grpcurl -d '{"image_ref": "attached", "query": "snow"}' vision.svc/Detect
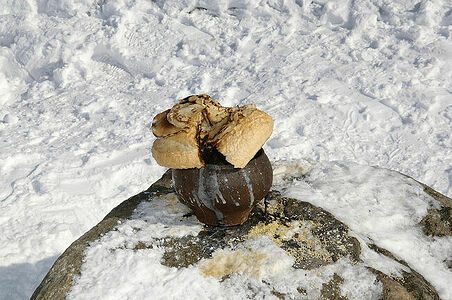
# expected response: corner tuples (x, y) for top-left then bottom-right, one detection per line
(0, 0), (451, 298)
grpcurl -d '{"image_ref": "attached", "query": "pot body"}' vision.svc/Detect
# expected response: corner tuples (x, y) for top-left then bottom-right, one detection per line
(172, 149), (273, 226)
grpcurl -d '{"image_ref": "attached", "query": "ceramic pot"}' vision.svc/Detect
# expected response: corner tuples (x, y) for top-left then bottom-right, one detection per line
(172, 149), (273, 226)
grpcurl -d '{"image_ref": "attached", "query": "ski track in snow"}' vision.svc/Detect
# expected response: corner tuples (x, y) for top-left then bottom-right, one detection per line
(0, 0), (451, 298)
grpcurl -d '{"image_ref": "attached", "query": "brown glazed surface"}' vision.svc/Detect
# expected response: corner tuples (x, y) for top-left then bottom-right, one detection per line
(172, 149), (273, 226)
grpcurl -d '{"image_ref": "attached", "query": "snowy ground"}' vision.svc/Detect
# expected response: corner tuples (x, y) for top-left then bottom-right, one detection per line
(0, 0), (451, 298)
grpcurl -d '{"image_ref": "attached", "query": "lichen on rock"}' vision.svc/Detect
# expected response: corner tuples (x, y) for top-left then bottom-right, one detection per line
(248, 220), (334, 267)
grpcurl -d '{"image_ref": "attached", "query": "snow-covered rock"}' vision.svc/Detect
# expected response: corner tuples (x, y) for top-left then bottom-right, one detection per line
(32, 161), (451, 299)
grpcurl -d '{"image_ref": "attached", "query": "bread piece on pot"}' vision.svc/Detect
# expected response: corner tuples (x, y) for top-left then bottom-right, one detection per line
(214, 109), (273, 168)
(152, 127), (204, 169)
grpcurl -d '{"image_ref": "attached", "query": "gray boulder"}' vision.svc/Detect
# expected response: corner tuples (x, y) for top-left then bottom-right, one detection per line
(32, 166), (451, 299)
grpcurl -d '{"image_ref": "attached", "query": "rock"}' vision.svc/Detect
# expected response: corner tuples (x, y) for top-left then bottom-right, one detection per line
(32, 165), (448, 299)
(155, 190), (361, 271)
(321, 274), (347, 300)
(368, 244), (439, 300)
(420, 207), (452, 237)
(417, 184), (452, 237)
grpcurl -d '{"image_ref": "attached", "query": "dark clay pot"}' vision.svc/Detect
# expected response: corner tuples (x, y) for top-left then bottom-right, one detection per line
(172, 149), (273, 226)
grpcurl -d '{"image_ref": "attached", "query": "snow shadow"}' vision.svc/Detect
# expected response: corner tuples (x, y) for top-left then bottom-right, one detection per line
(0, 255), (58, 300)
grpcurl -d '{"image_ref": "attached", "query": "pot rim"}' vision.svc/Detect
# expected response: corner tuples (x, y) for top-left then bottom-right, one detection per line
(177, 148), (266, 170)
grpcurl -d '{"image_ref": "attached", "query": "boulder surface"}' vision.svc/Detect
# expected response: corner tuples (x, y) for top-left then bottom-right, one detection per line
(32, 162), (451, 299)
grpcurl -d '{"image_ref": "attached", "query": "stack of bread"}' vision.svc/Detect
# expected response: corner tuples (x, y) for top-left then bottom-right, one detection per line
(151, 94), (273, 168)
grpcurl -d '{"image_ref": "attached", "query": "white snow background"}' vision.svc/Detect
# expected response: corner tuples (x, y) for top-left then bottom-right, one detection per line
(0, 0), (451, 299)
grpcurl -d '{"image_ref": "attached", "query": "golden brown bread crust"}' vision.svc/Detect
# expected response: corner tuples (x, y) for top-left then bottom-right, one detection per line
(167, 102), (204, 129)
(151, 109), (184, 137)
(151, 127), (204, 169)
(151, 95), (273, 169)
(215, 110), (273, 168)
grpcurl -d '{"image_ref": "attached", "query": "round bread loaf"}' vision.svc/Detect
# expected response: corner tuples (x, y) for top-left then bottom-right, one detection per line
(151, 127), (204, 169)
(214, 110), (273, 168)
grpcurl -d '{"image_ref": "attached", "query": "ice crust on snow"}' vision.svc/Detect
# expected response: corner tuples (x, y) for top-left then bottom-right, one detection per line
(1, 0), (451, 298)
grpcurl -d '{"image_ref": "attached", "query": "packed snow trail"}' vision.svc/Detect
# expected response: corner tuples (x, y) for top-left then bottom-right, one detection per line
(0, 0), (451, 298)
